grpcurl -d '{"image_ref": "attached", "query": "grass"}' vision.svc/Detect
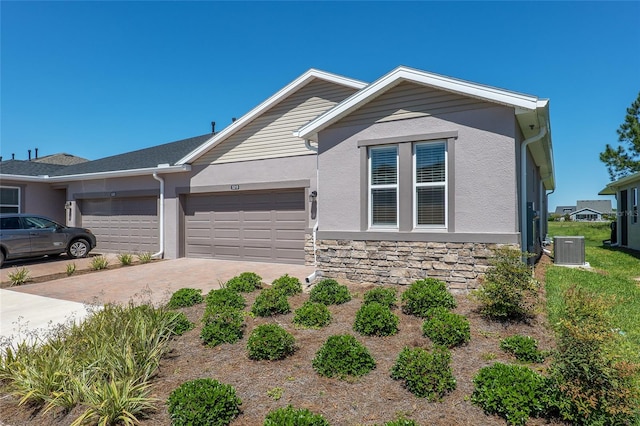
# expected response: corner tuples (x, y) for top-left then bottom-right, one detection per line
(546, 221), (640, 358)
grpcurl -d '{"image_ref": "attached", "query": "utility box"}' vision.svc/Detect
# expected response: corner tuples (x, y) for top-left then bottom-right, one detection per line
(554, 236), (585, 266)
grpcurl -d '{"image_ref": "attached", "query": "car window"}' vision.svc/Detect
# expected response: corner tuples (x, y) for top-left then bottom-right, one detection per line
(24, 217), (58, 229)
(0, 217), (22, 229)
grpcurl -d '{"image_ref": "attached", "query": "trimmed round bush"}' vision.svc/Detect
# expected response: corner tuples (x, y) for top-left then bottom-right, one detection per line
(200, 307), (244, 347)
(168, 378), (242, 426)
(363, 287), (398, 308)
(247, 323), (296, 360)
(312, 334), (376, 378)
(401, 278), (456, 318)
(500, 335), (545, 363)
(271, 274), (302, 296)
(251, 288), (291, 317)
(472, 363), (551, 426)
(390, 346), (456, 400)
(167, 288), (203, 309)
(309, 279), (352, 305)
(293, 301), (332, 328)
(422, 307), (470, 348)
(168, 311), (195, 336)
(264, 405), (329, 425)
(206, 288), (246, 310)
(353, 302), (399, 336)
(225, 272), (262, 293)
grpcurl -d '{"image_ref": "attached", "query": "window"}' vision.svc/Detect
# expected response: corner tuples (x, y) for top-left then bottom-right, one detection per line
(414, 141), (446, 227)
(0, 186), (20, 213)
(633, 188), (638, 224)
(369, 146), (398, 227)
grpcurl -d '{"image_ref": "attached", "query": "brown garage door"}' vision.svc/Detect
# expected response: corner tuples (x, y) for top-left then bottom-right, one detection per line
(81, 197), (159, 254)
(185, 189), (306, 264)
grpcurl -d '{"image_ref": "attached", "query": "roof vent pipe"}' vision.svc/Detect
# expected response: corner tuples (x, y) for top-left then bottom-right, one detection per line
(232, 117), (237, 122)
(35, 148), (39, 159)
(28, 150), (32, 161)
(12, 153), (15, 160)
(211, 121), (216, 134)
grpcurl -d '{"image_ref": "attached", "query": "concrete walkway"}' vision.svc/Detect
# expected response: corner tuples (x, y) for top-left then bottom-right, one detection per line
(1, 258), (315, 347)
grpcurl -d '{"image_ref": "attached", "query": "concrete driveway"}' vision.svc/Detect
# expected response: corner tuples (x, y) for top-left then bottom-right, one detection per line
(1, 258), (315, 347)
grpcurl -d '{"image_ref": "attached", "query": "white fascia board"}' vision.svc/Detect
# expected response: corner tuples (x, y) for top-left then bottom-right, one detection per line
(295, 66), (541, 140)
(176, 69), (367, 165)
(0, 165), (191, 183)
(570, 208), (602, 216)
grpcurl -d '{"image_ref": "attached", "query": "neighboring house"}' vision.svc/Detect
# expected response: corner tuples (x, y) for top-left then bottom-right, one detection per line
(569, 208), (604, 222)
(600, 172), (640, 251)
(576, 199), (613, 215)
(0, 66), (554, 290)
(554, 205), (576, 216)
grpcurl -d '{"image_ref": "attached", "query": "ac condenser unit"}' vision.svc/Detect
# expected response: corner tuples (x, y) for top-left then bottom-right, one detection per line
(554, 236), (585, 266)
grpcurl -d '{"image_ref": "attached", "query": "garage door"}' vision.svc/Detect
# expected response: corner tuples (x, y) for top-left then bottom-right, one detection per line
(81, 197), (159, 254)
(185, 189), (306, 264)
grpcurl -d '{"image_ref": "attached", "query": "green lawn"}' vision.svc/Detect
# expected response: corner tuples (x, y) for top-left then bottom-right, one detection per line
(546, 221), (640, 359)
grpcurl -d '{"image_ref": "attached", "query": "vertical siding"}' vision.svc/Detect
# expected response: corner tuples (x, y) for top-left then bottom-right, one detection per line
(333, 81), (493, 128)
(194, 80), (358, 165)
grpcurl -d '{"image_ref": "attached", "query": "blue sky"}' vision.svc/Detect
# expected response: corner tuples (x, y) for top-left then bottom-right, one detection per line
(1, 1), (638, 211)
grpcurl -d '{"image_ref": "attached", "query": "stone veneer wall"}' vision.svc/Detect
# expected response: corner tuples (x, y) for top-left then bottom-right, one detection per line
(305, 237), (514, 292)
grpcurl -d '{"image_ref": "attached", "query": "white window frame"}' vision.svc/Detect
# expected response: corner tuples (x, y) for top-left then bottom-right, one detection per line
(0, 186), (21, 213)
(368, 145), (399, 228)
(413, 140), (447, 229)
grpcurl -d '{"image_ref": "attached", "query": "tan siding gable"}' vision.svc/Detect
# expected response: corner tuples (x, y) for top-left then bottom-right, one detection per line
(195, 80), (357, 165)
(333, 81), (493, 128)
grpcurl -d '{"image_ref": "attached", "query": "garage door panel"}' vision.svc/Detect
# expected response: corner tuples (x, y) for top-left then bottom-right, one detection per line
(81, 197), (159, 254)
(185, 189), (306, 264)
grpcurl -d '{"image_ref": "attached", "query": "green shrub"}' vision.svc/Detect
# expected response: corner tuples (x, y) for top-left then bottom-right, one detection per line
(225, 272), (262, 293)
(168, 311), (195, 336)
(8, 267), (30, 286)
(500, 335), (545, 363)
(90, 255), (109, 270)
(293, 301), (332, 328)
(251, 288), (291, 317)
(264, 405), (330, 425)
(200, 307), (244, 347)
(548, 286), (640, 425)
(472, 363), (551, 426)
(167, 378), (241, 426)
(271, 274), (302, 296)
(380, 420), (418, 426)
(363, 287), (397, 308)
(247, 323), (296, 361)
(117, 253), (133, 266)
(421, 307), (470, 348)
(167, 288), (204, 309)
(353, 302), (399, 337)
(400, 278), (456, 318)
(312, 334), (376, 379)
(206, 288), (246, 310)
(390, 346), (456, 400)
(309, 279), (352, 305)
(472, 247), (538, 320)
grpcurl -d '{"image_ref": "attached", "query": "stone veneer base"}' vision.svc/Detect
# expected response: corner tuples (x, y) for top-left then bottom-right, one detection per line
(304, 237), (516, 292)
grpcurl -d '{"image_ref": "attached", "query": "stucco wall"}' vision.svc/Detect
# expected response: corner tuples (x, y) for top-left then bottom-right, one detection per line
(317, 105), (518, 238)
(3, 180), (66, 223)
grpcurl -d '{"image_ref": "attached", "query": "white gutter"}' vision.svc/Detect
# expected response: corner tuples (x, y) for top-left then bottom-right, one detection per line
(520, 117), (547, 252)
(304, 139), (320, 284)
(0, 164), (191, 183)
(152, 172), (165, 259)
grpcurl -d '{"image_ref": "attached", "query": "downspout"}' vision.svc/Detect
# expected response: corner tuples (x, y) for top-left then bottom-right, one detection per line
(152, 172), (165, 259)
(520, 118), (547, 253)
(304, 139), (319, 284)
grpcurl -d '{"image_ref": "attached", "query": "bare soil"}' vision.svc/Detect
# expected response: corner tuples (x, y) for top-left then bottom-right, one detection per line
(0, 256), (561, 426)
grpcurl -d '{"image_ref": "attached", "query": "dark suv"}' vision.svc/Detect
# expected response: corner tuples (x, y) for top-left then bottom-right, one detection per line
(0, 214), (97, 267)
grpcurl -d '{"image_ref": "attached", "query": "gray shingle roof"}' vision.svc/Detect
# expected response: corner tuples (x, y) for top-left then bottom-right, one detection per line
(0, 160), (67, 176)
(1, 133), (213, 178)
(576, 200), (613, 214)
(33, 153), (89, 166)
(554, 205), (576, 215)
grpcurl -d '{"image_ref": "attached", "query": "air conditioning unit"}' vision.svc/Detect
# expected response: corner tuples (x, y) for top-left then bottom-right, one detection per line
(554, 236), (585, 266)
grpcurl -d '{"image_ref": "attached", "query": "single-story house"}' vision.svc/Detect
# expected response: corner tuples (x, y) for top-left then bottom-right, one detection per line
(599, 172), (640, 251)
(0, 66), (554, 290)
(569, 207), (604, 222)
(554, 205), (576, 216)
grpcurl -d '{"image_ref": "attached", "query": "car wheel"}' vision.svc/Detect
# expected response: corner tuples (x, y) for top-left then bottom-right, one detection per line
(67, 239), (90, 259)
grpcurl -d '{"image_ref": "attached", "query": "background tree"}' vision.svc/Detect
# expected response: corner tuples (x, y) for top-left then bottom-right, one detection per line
(600, 92), (640, 181)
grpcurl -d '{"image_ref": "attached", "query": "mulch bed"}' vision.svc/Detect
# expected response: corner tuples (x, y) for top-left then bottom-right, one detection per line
(0, 255), (562, 426)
